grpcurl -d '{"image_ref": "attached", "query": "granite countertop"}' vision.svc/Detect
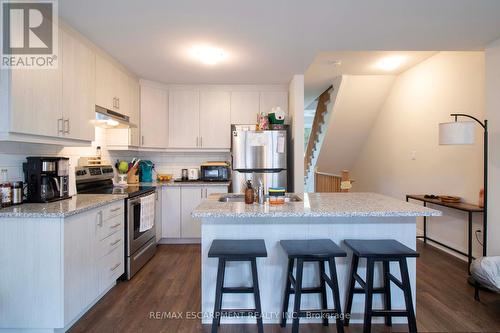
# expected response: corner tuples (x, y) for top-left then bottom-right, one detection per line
(0, 194), (126, 218)
(192, 192), (442, 219)
(140, 181), (231, 187)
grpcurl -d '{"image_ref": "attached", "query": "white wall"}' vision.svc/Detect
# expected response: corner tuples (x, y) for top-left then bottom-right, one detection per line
(316, 75), (395, 174)
(486, 38), (500, 256)
(288, 75), (304, 192)
(350, 52), (485, 259)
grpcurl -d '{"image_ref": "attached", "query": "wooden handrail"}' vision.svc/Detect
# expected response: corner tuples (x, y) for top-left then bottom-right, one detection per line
(304, 85), (333, 176)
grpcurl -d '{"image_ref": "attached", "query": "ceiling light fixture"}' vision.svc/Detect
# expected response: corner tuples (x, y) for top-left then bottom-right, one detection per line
(376, 56), (406, 71)
(189, 44), (227, 65)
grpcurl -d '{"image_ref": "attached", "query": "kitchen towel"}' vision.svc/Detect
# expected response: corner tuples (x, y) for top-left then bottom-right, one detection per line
(139, 193), (155, 232)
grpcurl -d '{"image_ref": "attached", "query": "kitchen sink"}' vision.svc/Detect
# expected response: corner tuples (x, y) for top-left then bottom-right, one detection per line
(218, 193), (302, 203)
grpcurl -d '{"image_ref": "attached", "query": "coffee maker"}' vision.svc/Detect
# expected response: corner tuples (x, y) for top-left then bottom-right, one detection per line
(23, 157), (71, 203)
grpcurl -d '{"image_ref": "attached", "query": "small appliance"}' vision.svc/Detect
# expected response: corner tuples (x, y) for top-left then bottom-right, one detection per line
(188, 168), (200, 180)
(75, 165), (156, 280)
(23, 157), (71, 203)
(200, 162), (230, 182)
(139, 160), (154, 182)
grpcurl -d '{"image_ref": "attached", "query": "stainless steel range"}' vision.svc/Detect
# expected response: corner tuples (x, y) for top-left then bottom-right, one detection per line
(75, 165), (156, 280)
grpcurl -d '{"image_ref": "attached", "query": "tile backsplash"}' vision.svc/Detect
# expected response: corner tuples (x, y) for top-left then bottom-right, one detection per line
(0, 128), (229, 194)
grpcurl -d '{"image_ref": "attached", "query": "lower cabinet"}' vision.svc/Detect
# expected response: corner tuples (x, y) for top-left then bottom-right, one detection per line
(160, 185), (228, 241)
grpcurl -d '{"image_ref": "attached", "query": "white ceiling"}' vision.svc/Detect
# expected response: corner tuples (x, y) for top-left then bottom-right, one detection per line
(304, 51), (437, 107)
(59, 0), (500, 85)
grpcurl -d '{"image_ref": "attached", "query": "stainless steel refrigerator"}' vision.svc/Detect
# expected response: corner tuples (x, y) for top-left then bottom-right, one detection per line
(231, 124), (288, 193)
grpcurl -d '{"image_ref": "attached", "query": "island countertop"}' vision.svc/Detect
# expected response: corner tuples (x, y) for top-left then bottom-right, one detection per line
(192, 192), (441, 219)
(0, 194), (126, 218)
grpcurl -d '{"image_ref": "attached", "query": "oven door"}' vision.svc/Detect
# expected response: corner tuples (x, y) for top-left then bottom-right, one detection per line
(127, 192), (156, 256)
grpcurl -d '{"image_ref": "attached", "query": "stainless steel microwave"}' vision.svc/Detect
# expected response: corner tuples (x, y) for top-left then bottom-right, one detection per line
(200, 163), (230, 182)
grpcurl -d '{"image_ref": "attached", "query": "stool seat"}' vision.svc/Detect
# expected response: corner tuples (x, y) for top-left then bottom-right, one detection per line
(208, 239), (267, 258)
(344, 239), (419, 258)
(280, 239), (347, 259)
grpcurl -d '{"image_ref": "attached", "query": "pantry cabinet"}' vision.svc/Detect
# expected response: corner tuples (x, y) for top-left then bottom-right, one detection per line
(140, 84), (168, 148)
(161, 187), (181, 239)
(168, 89), (200, 148)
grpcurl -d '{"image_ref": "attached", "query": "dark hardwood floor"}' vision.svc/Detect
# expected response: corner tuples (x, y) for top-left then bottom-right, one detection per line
(69, 242), (500, 333)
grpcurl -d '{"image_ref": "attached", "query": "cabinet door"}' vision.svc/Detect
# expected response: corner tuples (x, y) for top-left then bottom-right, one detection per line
(140, 84), (168, 148)
(259, 91), (288, 115)
(95, 54), (116, 111)
(61, 30), (95, 141)
(9, 33), (62, 137)
(115, 69), (130, 116)
(230, 91), (259, 125)
(199, 90), (231, 149)
(168, 89), (200, 148)
(161, 187), (181, 238)
(128, 77), (140, 146)
(64, 208), (99, 323)
(180, 187), (203, 238)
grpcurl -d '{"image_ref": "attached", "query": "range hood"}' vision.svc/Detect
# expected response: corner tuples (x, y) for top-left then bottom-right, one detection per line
(94, 105), (137, 129)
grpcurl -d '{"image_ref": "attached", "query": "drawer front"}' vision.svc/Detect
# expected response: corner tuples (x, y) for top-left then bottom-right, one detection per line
(102, 201), (124, 220)
(97, 230), (124, 258)
(97, 214), (124, 241)
(98, 243), (124, 294)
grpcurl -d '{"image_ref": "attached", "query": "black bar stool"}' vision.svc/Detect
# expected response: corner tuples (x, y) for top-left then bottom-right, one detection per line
(280, 239), (346, 333)
(343, 239), (419, 333)
(208, 239), (267, 333)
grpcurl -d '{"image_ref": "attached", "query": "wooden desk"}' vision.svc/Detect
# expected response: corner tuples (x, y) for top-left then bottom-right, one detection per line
(406, 194), (484, 274)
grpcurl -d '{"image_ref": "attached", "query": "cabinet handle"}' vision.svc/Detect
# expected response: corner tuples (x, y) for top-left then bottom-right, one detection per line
(110, 222), (121, 229)
(57, 118), (64, 134)
(200, 136), (203, 147)
(110, 207), (121, 212)
(205, 188), (208, 198)
(97, 211), (103, 227)
(110, 262), (121, 271)
(201, 188), (203, 198)
(110, 239), (121, 246)
(64, 119), (70, 134)
(142, 136), (145, 146)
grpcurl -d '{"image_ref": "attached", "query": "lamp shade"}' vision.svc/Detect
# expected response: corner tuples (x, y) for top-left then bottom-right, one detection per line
(439, 121), (475, 145)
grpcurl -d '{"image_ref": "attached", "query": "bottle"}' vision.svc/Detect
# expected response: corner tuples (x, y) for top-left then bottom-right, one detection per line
(0, 169), (12, 208)
(244, 180), (255, 204)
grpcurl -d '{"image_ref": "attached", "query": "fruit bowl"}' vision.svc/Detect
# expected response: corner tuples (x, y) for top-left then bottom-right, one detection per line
(157, 174), (173, 182)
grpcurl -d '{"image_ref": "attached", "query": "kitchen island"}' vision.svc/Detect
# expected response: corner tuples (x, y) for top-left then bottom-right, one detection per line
(192, 192), (441, 325)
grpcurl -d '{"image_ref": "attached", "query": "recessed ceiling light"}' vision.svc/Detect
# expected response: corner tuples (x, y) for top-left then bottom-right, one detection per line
(376, 56), (406, 71)
(189, 44), (227, 65)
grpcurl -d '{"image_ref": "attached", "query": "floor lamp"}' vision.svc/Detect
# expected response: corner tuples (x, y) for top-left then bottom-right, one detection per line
(439, 113), (488, 257)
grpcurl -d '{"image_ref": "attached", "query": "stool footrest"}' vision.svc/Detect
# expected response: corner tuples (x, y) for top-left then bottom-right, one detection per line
(371, 310), (409, 317)
(353, 287), (385, 294)
(220, 309), (259, 317)
(221, 287), (254, 294)
(289, 287), (322, 294)
(297, 309), (340, 317)
(320, 272), (336, 290)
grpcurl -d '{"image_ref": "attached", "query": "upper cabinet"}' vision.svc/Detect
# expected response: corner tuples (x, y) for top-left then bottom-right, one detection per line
(199, 90), (231, 149)
(230, 91), (260, 125)
(95, 53), (134, 118)
(168, 89), (200, 148)
(61, 29), (96, 142)
(259, 91), (288, 116)
(140, 84), (168, 148)
(1, 27), (95, 144)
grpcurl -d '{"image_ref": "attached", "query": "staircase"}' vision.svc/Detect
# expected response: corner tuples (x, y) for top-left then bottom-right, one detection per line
(304, 78), (342, 191)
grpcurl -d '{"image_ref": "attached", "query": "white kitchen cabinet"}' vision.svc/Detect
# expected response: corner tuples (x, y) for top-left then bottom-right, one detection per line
(140, 84), (168, 148)
(168, 89), (200, 148)
(7, 31), (63, 138)
(61, 29), (96, 142)
(161, 187), (181, 238)
(180, 187), (204, 238)
(259, 91), (288, 116)
(230, 91), (259, 125)
(199, 90), (231, 149)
